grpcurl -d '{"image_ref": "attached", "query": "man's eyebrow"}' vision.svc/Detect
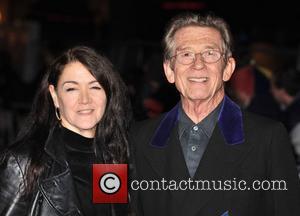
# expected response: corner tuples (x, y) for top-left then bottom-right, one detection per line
(176, 46), (192, 51)
(176, 44), (219, 52)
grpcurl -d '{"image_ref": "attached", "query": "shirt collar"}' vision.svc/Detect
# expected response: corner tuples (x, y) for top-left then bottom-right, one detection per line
(178, 100), (223, 139)
(150, 95), (245, 148)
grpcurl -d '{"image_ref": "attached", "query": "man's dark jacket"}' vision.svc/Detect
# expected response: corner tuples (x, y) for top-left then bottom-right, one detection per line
(131, 96), (300, 216)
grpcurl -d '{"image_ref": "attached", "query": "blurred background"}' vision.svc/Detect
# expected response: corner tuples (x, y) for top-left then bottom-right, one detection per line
(1, 0), (300, 169)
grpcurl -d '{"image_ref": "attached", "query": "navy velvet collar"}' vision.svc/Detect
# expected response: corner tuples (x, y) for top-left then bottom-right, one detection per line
(150, 96), (244, 147)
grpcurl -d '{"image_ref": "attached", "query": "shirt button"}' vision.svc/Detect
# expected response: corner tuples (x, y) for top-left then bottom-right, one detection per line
(193, 126), (198, 131)
(191, 146), (197, 151)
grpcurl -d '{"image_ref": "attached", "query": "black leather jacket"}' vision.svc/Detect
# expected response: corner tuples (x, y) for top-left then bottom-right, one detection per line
(0, 125), (120, 216)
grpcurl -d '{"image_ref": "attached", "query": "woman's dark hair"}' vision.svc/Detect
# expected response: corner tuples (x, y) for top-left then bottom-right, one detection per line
(11, 46), (132, 194)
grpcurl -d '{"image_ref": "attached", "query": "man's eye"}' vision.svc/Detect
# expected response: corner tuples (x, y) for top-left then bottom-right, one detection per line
(202, 50), (215, 57)
(207, 50), (217, 56)
(181, 52), (193, 57)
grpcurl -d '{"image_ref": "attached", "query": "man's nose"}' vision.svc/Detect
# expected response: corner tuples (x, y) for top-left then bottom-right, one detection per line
(193, 53), (205, 69)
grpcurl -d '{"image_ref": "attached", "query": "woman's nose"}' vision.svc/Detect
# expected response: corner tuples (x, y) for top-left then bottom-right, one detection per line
(79, 89), (90, 104)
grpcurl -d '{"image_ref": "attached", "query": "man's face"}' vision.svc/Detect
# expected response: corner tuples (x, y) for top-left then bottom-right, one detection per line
(271, 82), (286, 106)
(164, 26), (235, 105)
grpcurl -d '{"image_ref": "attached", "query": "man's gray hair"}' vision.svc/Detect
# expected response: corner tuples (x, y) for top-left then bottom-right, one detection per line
(163, 13), (234, 62)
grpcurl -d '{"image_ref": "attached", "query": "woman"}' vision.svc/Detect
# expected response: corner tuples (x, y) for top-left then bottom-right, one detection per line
(0, 46), (132, 215)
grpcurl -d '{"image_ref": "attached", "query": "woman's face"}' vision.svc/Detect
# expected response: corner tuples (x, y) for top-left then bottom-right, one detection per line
(49, 61), (107, 138)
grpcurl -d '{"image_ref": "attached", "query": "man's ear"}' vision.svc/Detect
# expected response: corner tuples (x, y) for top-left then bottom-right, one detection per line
(163, 60), (175, 84)
(223, 57), (236, 82)
(49, 85), (59, 108)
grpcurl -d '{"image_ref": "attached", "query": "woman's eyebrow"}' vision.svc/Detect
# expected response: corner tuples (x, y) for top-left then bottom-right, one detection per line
(89, 80), (100, 85)
(62, 81), (78, 86)
(62, 80), (99, 86)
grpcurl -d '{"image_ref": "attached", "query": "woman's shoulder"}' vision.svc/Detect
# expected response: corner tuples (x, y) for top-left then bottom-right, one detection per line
(0, 144), (32, 213)
(0, 142), (32, 175)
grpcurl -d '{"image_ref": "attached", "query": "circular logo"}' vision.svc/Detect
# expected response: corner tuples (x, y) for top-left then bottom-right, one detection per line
(99, 172), (121, 194)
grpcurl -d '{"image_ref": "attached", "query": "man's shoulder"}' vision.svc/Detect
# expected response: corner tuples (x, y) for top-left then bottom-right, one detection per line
(243, 111), (282, 126)
(242, 111), (287, 136)
(131, 115), (166, 132)
(129, 114), (168, 144)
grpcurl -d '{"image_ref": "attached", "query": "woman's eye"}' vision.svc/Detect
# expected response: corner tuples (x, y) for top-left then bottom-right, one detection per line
(66, 88), (76, 92)
(91, 86), (101, 90)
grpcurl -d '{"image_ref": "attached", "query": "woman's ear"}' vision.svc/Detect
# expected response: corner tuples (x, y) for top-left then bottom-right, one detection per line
(223, 57), (236, 82)
(163, 60), (175, 84)
(49, 85), (59, 108)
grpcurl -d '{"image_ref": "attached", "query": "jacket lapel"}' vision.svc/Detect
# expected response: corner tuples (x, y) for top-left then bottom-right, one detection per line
(181, 125), (235, 215)
(39, 125), (82, 215)
(149, 96), (244, 147)
(182, 123), (252, 215)
(142, 122), (189, 179)
(146, 96), (245, 176)
(142, 123), (190, 210)
(39, 167), (82, 215)
(144, 96), (248, 215)
(181, 96), (248, 215)
(141, 104), (180, 178)
(165, 124), (190, 205)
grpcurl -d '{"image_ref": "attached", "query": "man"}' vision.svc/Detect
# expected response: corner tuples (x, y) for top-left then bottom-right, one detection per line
(229, 42), (281, 120)
(271, 66), (300, 166)
(131, 13), (300, 216)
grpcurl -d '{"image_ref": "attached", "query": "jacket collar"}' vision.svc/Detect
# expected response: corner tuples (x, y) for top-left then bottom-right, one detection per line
(150, 95), (244, 148)
(44, 123), (68, 167)
(40, 123), (83, 215)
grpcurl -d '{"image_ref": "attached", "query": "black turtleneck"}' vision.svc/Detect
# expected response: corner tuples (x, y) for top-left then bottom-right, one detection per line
(61, 126), (111, 216)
